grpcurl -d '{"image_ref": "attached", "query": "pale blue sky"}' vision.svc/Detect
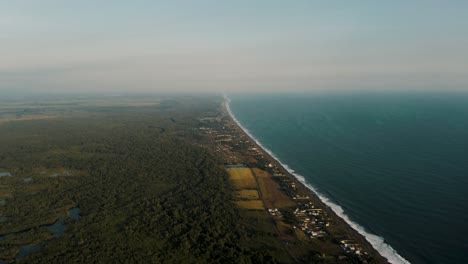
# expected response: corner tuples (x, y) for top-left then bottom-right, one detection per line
(1, 1), (467, 93)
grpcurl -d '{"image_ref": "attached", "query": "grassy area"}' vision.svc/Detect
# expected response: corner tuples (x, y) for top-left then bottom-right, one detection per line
(251, 168), (269, 178)
(234, 189), (259, 200)
(253, 169), (296, 209)
(234, 200), (264, 210)
(275, 220), (296, 241)
(238, 210), (295, 263)
(226, 168), (255, 180)
(226, 168), (257, 189)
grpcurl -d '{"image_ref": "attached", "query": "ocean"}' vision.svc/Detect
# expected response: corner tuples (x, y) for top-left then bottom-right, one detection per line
(227, 92), (468, 264)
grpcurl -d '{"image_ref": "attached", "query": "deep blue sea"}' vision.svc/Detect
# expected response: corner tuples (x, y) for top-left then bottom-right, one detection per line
(228, 92), (468, 264)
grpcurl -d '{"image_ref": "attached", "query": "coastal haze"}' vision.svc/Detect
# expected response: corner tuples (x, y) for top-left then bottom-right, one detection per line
(1, 1), (468, 94)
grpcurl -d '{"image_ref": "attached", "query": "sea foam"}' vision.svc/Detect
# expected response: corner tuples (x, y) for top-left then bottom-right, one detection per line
(224, 96), (411, 264)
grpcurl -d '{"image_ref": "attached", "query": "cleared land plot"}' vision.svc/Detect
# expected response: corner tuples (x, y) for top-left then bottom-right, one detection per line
(275, 220), (296, 241)
(226, 168), (257, 189)
(254, 171), (296, 209)
(238, 210), (295, 263)
(252, 168), (269, 178)
(235, 200), (264, 210)
(234, 190), (260, 200)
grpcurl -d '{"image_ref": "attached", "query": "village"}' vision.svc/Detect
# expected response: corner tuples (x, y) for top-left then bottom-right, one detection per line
(197, 107), (375, 263)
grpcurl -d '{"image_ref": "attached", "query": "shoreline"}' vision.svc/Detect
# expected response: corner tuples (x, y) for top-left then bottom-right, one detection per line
(223, 96), (410, 264)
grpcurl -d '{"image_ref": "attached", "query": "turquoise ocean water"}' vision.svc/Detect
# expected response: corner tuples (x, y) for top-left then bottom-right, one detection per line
(228, 92), (468, 264)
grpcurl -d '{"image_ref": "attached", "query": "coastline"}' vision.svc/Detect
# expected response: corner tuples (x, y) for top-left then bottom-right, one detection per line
(223, 96), (410, 264)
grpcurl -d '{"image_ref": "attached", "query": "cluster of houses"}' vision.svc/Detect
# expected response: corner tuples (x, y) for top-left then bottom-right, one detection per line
(267, 208), (282, 217)
(268, 162), (372, 262)
(214, 134), (234, 143)
(248, 146), (265, 161)
(198, 117), (244, 163)
(268, 169), (336, 240)
(201, 116), (270, 165)
(197, 117), (222, 123)
(340, 240), (372, 262)
(293, 201), (330, 238)
(276, 176), (312, 201)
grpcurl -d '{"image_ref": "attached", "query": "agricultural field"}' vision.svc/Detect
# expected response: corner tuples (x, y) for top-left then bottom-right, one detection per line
(234, 189), (260, 200)
(252, 168), (296, 209)
(251, 168), (269, 178)
(226, 168), (257, 189)
(234, 200), (264, 210)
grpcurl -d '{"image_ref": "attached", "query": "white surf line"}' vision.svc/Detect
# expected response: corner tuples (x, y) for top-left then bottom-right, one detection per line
(224, 95), (411, 264)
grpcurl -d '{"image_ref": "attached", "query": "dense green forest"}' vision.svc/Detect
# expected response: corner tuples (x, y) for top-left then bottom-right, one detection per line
(0, 96), (290, 263)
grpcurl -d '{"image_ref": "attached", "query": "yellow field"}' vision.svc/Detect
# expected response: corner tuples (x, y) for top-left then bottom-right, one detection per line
(228, 167), (295, 211)
(234, 189), (260, 200)
(227, 168), (254, 180)
(234, 200), (264, 210)
(226, 168), (257, 189)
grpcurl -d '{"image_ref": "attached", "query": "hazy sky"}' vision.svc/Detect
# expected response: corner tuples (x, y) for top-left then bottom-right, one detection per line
(1, 1), (468, 93)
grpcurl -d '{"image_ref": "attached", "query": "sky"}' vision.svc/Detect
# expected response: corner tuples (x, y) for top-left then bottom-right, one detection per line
(1, 1), (468, 94)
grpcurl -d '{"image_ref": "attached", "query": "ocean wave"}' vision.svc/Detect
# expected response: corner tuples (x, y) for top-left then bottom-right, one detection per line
(224, 96), (411, 264)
